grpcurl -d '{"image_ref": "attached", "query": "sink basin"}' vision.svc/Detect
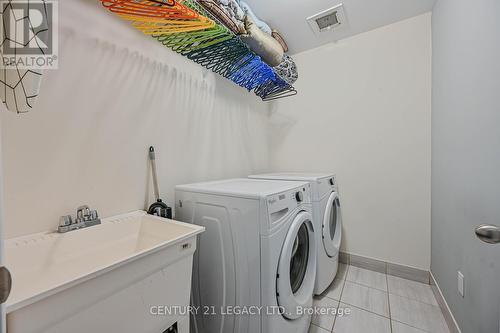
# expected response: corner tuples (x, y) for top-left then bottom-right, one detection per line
(5, 211), (204, 333)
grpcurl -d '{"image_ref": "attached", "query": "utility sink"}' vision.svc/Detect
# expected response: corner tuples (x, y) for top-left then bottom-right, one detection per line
(5, 211), (204, 333)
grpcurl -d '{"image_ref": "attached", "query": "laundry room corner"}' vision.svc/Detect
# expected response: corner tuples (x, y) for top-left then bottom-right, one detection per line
(1, 0), (498, 332)
(267, 13), (432, 271)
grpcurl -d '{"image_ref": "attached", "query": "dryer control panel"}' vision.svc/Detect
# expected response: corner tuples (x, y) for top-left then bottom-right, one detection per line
(316, 175), (338, 200)
(267, 184), (311, 225)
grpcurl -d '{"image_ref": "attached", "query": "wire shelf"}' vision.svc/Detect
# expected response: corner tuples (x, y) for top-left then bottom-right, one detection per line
(100, 0), (297, 100)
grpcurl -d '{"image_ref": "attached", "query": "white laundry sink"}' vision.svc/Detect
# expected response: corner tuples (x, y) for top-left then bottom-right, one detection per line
(5, 211), (204, 333)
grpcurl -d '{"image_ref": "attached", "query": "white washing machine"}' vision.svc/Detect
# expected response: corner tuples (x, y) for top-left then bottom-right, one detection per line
(175, 178), (317, 333)
(249, 173), (342, 295)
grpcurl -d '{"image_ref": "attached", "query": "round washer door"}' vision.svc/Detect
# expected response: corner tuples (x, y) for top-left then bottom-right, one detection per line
(276, 211), (317, 320)
(322, 192), (342, 257)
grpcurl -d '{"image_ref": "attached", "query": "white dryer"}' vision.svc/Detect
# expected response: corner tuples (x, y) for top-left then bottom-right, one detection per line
(249, 173), (342, 295)
(175, 178), (317, 333)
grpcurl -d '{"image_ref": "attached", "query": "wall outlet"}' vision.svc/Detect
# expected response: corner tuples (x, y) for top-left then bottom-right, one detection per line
(457, 271), (465, 297)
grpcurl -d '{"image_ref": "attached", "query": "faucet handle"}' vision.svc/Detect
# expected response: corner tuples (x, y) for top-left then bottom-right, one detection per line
(59, 215), (73, 227)
(76, 205), (91, 221)
(58, 206), (100, 233)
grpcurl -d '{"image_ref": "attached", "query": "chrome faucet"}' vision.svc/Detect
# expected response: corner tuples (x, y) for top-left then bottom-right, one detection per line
(58, 205), (101, 233)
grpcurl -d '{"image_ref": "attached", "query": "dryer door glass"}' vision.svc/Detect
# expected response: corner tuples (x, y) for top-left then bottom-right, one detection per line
(329, 199), (338, 240)
(322, 192), (342, 257)
(290, 223), (309, 294)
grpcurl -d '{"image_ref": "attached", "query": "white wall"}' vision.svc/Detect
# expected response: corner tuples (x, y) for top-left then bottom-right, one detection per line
(268, 14), (432, 269)
(0, 0), (269, 239)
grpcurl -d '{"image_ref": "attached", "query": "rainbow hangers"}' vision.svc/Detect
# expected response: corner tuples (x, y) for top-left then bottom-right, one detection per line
(100, 0), (296, 100)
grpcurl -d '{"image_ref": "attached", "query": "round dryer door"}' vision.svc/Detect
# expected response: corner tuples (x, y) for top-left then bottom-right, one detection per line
(322, 192), (342, 258)
(276, 211), (317, 320)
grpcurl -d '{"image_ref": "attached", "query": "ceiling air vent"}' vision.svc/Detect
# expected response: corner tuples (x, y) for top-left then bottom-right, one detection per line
(307, 4), (347, 35)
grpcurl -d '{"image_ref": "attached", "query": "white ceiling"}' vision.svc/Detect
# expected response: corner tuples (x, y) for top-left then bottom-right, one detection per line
(244, 0), (436, 54)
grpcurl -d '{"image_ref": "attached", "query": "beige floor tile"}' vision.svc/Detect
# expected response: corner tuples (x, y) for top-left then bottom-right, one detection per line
(311, 295), (339, 331)
(388, 275), (438, 306)
(346, 266), (388, 291)
(392, 321), (429, 333)
(341, 281), (390, 317)
(333, 302), (391, 333)
(309, 323), (331, 333)
(389, 294), (450, 333)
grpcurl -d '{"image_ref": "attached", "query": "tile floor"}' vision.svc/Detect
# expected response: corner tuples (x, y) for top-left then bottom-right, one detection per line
(309, 264), (450, 333)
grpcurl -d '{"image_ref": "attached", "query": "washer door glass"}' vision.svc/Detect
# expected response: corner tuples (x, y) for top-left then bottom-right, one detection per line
(290, 223), (310, 293)
(276, 211), (317, 320)
(322, 192), (342, 257)
(329, 199), (338, 240)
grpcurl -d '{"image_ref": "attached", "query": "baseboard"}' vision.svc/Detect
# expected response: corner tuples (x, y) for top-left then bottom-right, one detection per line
(339, 251), (430, 284)
(430, 271), (462, 333)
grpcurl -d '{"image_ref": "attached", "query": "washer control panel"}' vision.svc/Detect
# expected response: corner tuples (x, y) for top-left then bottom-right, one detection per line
(267, 184), (311, 225)
(295, 191), (304, 202)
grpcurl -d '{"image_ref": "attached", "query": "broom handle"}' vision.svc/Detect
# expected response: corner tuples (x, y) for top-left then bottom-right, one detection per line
(149, 146), (160, 201)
